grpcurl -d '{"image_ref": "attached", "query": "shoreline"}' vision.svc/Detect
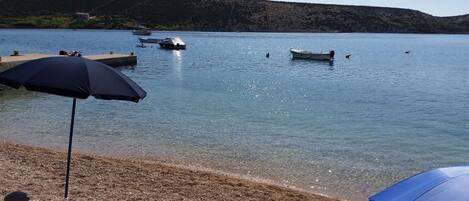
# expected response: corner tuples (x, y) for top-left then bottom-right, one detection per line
(0, 142), (339, 201)
(1, 28), (469, 35)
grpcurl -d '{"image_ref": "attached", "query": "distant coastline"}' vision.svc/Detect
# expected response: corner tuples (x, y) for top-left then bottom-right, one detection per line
(2, 27), (469, 36)
(0, 0), (468, 34)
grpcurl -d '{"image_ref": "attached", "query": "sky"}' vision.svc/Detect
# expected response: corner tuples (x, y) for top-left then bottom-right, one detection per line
(278, 0), (469, 16)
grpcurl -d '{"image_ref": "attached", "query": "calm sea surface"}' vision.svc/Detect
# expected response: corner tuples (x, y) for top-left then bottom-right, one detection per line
(1, 29), (468, 200)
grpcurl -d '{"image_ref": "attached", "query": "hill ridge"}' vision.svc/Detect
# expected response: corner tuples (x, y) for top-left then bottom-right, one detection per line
(0, 0), (468, 33)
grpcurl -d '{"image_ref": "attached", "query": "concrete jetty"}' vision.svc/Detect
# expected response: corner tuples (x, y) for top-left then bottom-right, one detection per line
(0, 53), (137, 73)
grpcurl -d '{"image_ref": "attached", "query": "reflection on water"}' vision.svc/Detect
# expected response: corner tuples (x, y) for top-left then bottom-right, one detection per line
(172, 50), (183, 81)
(289, 59), (335, 71)
(291, 58), (334, 66)
(1, 30), (469, 201)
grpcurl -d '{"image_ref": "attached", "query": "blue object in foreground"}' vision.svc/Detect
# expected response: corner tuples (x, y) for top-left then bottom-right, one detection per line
(370, 166), (469, 201)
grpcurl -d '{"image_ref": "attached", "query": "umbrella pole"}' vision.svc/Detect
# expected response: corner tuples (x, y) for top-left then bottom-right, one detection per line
(64, 98), (77, 199)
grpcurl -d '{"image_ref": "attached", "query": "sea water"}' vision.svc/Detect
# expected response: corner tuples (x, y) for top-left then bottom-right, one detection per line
(1, 29), (468, 200)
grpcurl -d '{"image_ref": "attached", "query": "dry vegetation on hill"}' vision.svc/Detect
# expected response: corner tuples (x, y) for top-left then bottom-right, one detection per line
(0, 0), (468, 33)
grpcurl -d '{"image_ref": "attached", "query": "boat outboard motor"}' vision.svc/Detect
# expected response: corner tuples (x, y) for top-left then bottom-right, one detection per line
(330, 50), (335, 60)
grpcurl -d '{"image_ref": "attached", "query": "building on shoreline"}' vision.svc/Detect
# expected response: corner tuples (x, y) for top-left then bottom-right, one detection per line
(74, 12), (90, 21)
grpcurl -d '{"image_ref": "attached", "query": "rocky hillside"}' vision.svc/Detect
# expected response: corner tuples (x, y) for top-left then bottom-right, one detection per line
(0, 0), (468, 33)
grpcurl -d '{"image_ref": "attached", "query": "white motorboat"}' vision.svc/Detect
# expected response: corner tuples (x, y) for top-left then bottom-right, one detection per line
(158, 37), (186, 50)
(132, 29), (152, 36)
(290, 49), (335, 61)
(139, 37), (163, 43)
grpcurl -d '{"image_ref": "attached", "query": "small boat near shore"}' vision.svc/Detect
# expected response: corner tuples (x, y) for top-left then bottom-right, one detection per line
(132, 29), (152, 36)
(158, 37), (186, 50)
(290, 49), (335, 61)
(139, 37), (163, 44)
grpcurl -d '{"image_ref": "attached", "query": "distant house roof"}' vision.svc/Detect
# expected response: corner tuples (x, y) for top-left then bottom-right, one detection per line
(74, 12), (90, 20)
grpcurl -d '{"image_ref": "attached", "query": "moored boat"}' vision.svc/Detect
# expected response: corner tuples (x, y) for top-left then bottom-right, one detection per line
(158, 37), (186, 50)
(290, 49), (335, 61)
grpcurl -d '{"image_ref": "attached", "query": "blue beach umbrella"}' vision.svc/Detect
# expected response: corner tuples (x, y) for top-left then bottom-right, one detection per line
(0, 56), (146, 199)
(370, 166), (469, 201)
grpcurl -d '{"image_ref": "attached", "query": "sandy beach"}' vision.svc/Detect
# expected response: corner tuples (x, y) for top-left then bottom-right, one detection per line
(0, 143), (338, 201)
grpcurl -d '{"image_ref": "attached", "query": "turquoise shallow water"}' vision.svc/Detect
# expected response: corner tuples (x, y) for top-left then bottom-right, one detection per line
(1, 29), (469, 200)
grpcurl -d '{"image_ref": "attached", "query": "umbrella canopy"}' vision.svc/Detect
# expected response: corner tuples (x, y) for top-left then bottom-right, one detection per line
(0, 56), (146, 199)
(0, 56), (146, 102)
(370, 166), (469, 201)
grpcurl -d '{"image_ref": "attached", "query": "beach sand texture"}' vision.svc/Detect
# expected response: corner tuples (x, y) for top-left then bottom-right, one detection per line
(0, 143), (338, 201)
